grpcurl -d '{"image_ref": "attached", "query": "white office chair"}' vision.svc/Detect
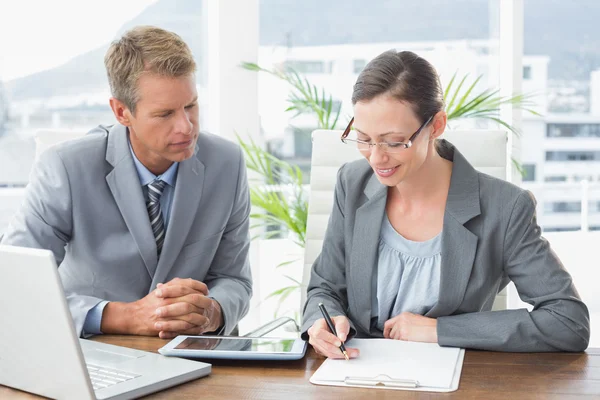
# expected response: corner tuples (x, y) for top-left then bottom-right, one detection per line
(34, 129), (86, 160)
(0, 130), (86, 241)
(303, 129), (510, 311)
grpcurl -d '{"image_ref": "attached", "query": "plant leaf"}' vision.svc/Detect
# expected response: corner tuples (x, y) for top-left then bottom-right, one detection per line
(265, 285), (298, 300)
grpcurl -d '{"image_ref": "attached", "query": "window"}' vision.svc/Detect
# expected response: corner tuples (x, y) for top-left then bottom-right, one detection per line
(545, 176), (567, 182)
(0, 1), (207, 190)
(573, 175), (593, 182)
(284, 60), (325, 74)
(523, 65), (532, 80)
(353, 59), (367, 74)
(546, 151), (600, 161)
(524, 0), (600, 348)
(293, 128), (313, 158)
(544, 201), (581, 213)
(547, 123), (600, 138)
(543, 227), (580, 232)
(258, 1), (507, 184)
(522, 164), (536, 181)
(0, 1), (259, 235)
(327, 61), (335, 73)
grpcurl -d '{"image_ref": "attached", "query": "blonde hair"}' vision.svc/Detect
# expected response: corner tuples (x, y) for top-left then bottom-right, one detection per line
(104, 26), (196, 113)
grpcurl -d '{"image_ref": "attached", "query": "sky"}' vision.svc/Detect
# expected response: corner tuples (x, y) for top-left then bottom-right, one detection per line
(0, 0), (158, 81)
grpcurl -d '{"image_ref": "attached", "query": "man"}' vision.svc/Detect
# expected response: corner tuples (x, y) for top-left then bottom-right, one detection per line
(1, 26), (252, 339)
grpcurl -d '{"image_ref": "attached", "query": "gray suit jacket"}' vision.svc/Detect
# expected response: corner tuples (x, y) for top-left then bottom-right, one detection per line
(302, 140), (590, 352)
(1, 124), (252, 336)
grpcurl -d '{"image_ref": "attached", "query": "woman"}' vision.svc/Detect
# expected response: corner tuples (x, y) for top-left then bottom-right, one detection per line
(302, 50), (589, 357)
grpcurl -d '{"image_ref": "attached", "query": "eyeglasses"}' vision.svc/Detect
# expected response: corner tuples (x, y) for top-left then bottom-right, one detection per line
(340, 115), (433, 153)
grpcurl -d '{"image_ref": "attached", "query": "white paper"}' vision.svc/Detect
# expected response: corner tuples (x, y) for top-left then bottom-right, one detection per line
(310, 339), (463, 391)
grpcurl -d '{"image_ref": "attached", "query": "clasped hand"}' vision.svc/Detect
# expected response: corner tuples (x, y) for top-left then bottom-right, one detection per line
(133, 277), (223, 339)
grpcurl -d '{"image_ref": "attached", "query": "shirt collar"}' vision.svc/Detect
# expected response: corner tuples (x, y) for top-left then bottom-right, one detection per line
(128, 134), (179, 187)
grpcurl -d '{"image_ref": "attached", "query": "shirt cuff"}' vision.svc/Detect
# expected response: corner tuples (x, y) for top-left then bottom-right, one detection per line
(83, 301), (109, 336)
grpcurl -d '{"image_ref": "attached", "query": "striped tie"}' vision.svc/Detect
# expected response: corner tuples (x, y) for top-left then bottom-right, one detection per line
(147, 179), (167, 258)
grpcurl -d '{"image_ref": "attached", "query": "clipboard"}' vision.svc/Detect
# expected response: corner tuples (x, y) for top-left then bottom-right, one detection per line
(309, 339), (465, 392)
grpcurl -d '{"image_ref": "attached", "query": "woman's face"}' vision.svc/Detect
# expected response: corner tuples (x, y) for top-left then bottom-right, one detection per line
(353, 95), (435, 187)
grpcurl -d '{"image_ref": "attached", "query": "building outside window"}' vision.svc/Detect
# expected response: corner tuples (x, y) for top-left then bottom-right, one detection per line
(544, 201), (582, 213)
(546, 151), (600, 161)
(523, 65), (532, 80)
(284, 60), (325, 74)
(522, 164), (536, 181)
(353, 59), (367, 74)
(545, 176), (567, 182)
(547, 123), (600, 138)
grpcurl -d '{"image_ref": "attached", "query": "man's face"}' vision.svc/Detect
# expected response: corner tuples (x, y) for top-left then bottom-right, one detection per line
(123, 73), (199, 174)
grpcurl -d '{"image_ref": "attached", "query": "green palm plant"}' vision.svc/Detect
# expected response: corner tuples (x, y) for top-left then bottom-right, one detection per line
(237, 134), (308, 319)
(444, 72), (540, 174)
(241, 62), (341, 130)
(238, 134), (307, 248)
(444, 72), (540, 135)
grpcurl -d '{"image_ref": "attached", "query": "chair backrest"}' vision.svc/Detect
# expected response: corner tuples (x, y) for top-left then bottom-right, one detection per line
(303, 129), (509, 311)
(0, 130), (86, 239)
(34, 129), (86, 161)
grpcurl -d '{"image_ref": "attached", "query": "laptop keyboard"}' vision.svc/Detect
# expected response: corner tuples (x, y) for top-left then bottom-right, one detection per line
(87, 363), (141, 391)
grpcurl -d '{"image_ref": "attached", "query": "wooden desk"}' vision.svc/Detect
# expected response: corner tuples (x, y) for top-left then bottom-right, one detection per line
(2, 336), (599, 399)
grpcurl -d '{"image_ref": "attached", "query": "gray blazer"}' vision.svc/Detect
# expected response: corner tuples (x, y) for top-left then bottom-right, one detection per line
(302, 140), (590, 352)
(1, 124), (252, 336)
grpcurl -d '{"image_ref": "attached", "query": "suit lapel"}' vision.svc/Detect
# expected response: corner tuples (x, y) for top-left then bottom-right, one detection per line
(426, 214), (478, 317)
(427, 140), (481, 318)
(349, 174), (387, 334)
(105, 124), (158, 278)
(152, 146), (205, 286)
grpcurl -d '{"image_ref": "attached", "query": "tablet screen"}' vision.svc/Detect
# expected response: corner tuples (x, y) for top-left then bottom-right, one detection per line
(174, 337), (297, 353)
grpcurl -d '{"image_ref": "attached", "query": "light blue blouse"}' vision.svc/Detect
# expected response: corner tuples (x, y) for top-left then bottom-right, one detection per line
(371, 215), (442, 331)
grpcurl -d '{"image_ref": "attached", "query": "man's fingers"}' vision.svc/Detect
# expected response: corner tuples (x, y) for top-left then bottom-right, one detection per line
(158, 294), (213, 315)
(159, 322), (211, 339)
(177, 293), (213, 311)
(156, 301), (202, 318)
(160, 278), (209, 296)
(155, 284), (196, 299)
(155, 313), (208, 331)
(158, 331), (178, 340)
(155, 319), (195, 333)
(156, 316), (211, 338)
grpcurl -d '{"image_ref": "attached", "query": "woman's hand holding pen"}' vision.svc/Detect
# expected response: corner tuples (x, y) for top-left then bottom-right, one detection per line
(383, 312), (438, 343)
(307, 316), (360, 359)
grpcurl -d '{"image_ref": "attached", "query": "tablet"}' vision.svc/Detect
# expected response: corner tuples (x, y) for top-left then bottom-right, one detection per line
(158, 335), (307, 360)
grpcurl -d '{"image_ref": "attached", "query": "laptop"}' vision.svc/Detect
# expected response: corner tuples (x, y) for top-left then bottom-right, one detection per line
(0, 245), (211, 400)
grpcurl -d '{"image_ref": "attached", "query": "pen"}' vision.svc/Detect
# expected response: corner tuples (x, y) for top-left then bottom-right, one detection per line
(318, 302), (350, 361)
